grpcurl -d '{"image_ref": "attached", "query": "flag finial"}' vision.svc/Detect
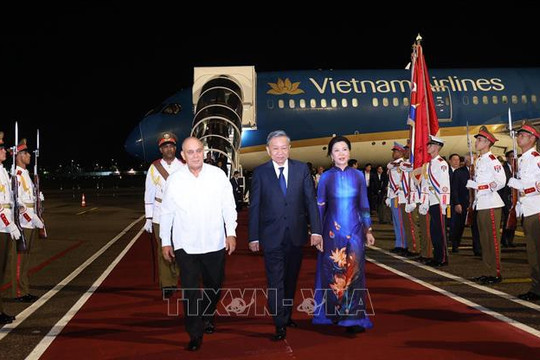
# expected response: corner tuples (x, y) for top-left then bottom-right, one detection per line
(416, 33), (422, 42)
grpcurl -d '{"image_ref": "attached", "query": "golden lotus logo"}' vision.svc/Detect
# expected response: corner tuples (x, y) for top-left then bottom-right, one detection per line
(267, 78), (304, 95)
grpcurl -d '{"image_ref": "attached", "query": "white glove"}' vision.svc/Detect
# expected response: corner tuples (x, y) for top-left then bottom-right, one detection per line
(405, 202), (416, 213)
(7, 223), (21, 240)
(507, 178), (523, 190)
(39, 192), (45, 202)
(387, 162), (394, 170)
(385, 197), (392, 207)
(32, 214), (44, 229)
(400, 162), (413, 172)
(466, 180), (478, 189)
(144, 219), (153, 233)
(516, 202), (523, 217)
(419, 203), (429, 215)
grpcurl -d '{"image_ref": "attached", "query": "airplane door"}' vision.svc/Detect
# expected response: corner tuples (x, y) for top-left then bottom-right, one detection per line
(434, 87), (452, 122)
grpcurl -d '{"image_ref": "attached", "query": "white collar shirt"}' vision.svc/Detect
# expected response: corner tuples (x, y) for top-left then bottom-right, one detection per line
(272, 159), (289, 187)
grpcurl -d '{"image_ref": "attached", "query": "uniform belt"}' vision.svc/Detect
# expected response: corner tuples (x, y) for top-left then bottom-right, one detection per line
(24, 203), (34, 208)
(155, 197), (162, 203)
(520, 187), (537, 197)
(0, 204), (11, 209)
(477, 184), (489, 190)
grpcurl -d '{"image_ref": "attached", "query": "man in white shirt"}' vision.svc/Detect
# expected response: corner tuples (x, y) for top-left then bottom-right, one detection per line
(160, 137), (237, 351)
(144, 132), (184, 298)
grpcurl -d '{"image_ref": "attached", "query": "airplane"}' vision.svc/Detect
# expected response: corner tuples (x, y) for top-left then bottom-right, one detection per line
(124, 66), (540, 172)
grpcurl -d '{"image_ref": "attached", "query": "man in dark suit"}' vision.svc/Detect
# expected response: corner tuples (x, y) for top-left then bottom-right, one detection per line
(248, 130), (322, 341)
(499, 151), (515, 247)
(230, 170), (243, 211)
(370, 165), (388, 223)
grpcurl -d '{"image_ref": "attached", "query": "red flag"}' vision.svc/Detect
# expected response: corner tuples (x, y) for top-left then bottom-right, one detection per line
(408, 40), (439, 171)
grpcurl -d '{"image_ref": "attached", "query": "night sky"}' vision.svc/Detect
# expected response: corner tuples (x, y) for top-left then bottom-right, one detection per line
(3, 4), (540, 170)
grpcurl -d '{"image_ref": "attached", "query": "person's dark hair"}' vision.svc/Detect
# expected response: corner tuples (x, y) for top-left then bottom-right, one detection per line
(327, 135), (351, 156)
(505, 150), (514, 157)
(449, 153), (460, 161)
(364, 163), (372, 169)
(348, 159), (358, 167)
(233, 170), (240, 175)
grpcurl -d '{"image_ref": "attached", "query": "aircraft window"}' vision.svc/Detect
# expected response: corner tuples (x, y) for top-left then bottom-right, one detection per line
(352, 99), (359, 107)
(521, 95), (528, 104)
(310, 99), (317, 108)
(532, 95), (537, 104)
(393, 97), (399, 107)
(403, 97), (409, 106)
(372, 98), (379, 107)
(300, 99), (306, 108)
(502, 95), (508, 104)
(445, 97), (450, 106)
(341, 99), (348, 108)
(511, 95), (518, 104)
(289, 99), (296, 108)
(331, 99), (338, 108)
(492, 96), (498, 105)
(267, 99), (275, 109)
(161, 103), (182, 115)
(382, 98), (389, 107)
(321, 99), (327, 108)
(472, 96), (479, 105)
(278, 100), (285, 109)
(462, 96), (469, 105)
(482, 96), (489, 105)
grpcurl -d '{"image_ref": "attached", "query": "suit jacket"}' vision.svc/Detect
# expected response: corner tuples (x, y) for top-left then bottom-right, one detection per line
(248, 159), (322, 250)
(369, 172), (388, 197)
(450, 166), (471, 206)
(497, 161), (512, 208)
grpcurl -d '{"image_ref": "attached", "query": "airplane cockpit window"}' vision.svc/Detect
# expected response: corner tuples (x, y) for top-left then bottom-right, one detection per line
(521, 95), (528, 104)
(341, 99), (348, 108)
(310, 99), (317, 108)
(320, 99), (327, 108)
(512, 95), (518, 104)
(492, 96), (498, 105)
(331, 99), (338, 108)
(144, 103), (166, 117)
(352, 99), (359, 107)
(300, 99), (306, 108)
(161, 103), (182, 115)
(372, 98), (379, 107)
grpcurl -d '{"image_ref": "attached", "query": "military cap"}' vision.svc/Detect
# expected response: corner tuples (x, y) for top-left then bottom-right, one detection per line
(517, 121), (540, 139)
(427, 134), (445, 147)
(391, 141), (406, 152)
(158, 132), (177, 147)
(0, 132), (4, 148)
(474, 126), (498, 144)
(16, 138), (28, 152)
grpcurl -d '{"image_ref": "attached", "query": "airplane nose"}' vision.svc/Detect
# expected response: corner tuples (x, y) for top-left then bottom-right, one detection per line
(124, 125), (146, 162)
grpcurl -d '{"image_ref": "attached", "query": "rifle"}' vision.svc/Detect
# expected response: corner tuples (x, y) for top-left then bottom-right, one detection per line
(465, 121), (476, 227)
(506, 108), (518, 230)
(34, 129), (47, 238)
(11, 122), (27, 252)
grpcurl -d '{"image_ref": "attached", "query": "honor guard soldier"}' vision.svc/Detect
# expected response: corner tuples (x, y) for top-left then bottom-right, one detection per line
(507, 122), (540, 301)
(386, 142), (407, 253)
(9, 138), (44, 302)
(0, 132), (20, 323)
(419, 135), (450, 267)
(144, 132), (184, 298)
(466, 126), (506, 284)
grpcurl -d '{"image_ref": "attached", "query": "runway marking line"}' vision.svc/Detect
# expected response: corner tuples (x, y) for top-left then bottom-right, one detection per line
(76, 207), (98, 215)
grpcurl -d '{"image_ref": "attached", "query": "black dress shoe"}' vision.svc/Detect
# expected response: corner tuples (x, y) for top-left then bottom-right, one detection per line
(272, 327), (286, 341)
(518, 292), (540, 301)
(286, 319), (298, 328)
(482, 276), (502, 285)
(14, 294), (38, 303)
(204, 319), (215, 334)
(0, 313), (14, 325)
(186, 336), (202, 351)
(472, 276), (488, 283)
(345, 325), (365, 334)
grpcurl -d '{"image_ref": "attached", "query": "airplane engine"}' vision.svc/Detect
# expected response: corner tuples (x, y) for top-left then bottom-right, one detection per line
(192, 66), (256, 176)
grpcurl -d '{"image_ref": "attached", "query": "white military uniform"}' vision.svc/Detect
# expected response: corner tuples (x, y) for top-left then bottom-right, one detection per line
(144, 158), (184, 225)
(514, 148), (540, 217)
(472, 152), (506, 210)
(420, 155), (451, 209)
(387, 158), (407, 204)
(0, 164), (16, 234)
(16, 166), (38, 229)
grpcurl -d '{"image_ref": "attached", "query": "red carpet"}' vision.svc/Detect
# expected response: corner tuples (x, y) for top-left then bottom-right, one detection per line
(41, 211), (540, 359)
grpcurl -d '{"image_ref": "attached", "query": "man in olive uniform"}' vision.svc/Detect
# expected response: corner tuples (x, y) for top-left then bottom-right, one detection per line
(466, 127), (506, 285)
(144, 132), (184, 298)
(508, 122), (540, 301)
(9, 139), (44, 302)
(0, 132), (21, 323)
